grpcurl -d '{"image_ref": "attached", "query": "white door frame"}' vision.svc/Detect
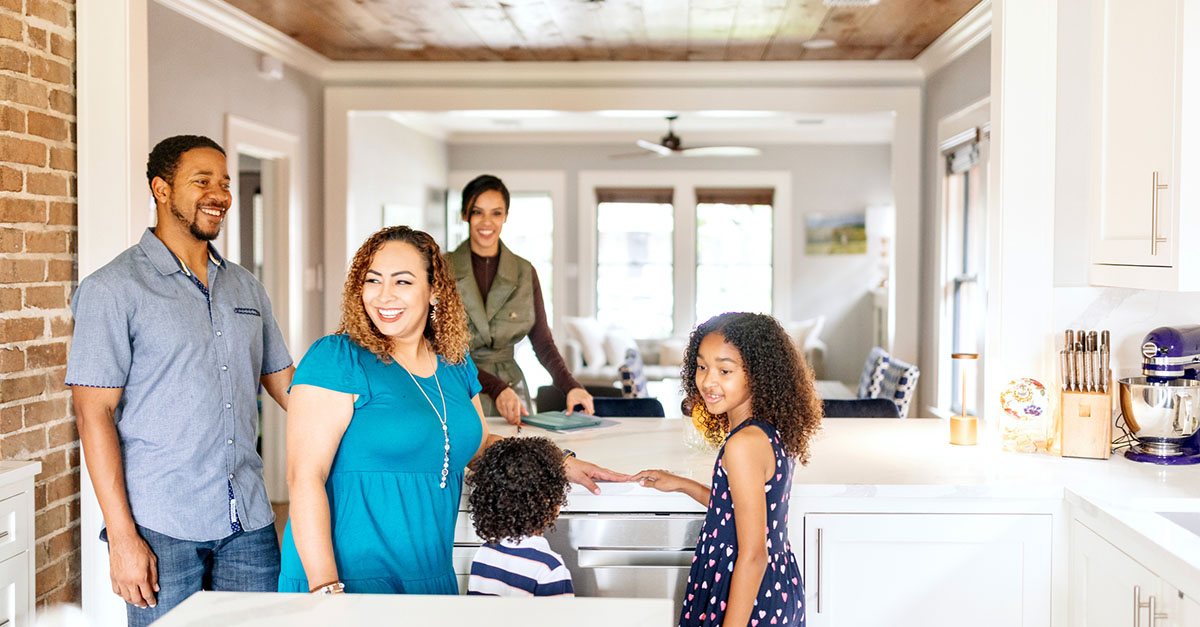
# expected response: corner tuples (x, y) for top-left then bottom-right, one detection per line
(224, 114), (303, 502)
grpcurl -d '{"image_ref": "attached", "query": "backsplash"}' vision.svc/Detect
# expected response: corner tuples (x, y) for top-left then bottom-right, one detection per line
(1054, 287), (1200, 380)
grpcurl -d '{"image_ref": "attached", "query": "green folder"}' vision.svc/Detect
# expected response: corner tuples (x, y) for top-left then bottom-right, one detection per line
(521, 411), (602, 431)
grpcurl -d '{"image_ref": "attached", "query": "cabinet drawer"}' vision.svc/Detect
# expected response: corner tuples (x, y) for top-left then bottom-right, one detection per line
(0, 493), (30, 565)
(0, 551), (29, 627)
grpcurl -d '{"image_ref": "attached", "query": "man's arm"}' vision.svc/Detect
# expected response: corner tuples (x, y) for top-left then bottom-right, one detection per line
(261, 366), (295, 411)
(73, 385), (159, 609)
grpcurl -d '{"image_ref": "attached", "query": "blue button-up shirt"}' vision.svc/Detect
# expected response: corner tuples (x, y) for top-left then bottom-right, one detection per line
(66, 229), (292, 541)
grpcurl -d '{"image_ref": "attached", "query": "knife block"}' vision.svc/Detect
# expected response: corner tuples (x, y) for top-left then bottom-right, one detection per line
(1060, 371), (1113, 459)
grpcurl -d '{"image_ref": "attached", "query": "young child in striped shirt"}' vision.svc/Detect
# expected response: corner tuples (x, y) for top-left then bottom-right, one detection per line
(465, 437), (574, 597)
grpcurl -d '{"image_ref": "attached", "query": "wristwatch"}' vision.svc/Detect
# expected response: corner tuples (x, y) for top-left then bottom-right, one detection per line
(561, 448), (577, 459)
(311, 582), (345, 595)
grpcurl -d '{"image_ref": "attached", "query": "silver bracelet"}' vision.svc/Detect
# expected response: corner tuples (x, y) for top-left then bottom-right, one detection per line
(312, 582), (344, 595)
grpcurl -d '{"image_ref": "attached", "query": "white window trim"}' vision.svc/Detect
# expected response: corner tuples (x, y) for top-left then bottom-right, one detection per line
(447, 170), (568, 335)
(578, 170), (792, 338)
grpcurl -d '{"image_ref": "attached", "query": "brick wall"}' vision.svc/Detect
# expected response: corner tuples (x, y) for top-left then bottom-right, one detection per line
(0, 0), (79, 607)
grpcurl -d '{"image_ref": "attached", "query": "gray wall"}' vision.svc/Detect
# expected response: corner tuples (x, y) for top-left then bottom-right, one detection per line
(148, 2), (325, 349)
(920, 37), (992, 413)
(448, 143), (894, 384)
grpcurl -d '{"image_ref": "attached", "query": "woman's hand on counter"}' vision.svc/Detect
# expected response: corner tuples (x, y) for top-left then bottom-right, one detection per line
(564, 456), (633, 495)
(633, 469), (711, 507)
(564, 387), (595, 415)
(495, 387), (529, 425)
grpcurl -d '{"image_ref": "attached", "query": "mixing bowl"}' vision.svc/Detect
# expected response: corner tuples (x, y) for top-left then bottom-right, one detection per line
(1117, 377), (1200, 444)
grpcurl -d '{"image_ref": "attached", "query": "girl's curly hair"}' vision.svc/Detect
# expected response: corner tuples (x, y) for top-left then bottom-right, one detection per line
(336, 226), (470, 364)
(680, 312), (823, 464)
(466, 437), (569, 544)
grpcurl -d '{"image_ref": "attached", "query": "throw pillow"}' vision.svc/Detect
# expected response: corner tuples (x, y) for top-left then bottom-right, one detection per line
(602, 329), (638, 367)
(619, 348), (649, 399)
(565, 316), (608, 368)
(786, 316), (826, 351)
(856, 346), (890, 399)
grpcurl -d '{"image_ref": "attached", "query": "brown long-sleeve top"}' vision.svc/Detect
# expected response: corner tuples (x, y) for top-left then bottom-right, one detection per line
(471, 250), (582, 400)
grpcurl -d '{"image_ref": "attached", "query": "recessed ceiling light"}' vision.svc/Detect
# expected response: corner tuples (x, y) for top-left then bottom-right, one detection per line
(594, 110), (677, 118)
(446, 110), (561, 119)
(802, 39), (838, 50)
(695, 110), (778, 119)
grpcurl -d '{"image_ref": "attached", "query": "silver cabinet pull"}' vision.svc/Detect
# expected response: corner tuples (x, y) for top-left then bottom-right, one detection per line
(1151, 171), (1169, 255)
(816, 527), (823, 614)
(1134, 586), (1169, 627)
(576, 548), (694, 568)
(1135, 585), (1142, 627)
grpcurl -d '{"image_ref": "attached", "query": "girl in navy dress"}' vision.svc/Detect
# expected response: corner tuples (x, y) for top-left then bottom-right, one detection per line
(635, 312), (823, 627)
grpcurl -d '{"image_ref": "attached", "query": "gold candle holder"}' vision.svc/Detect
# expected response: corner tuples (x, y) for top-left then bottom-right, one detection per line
(950, 353), (978, 446)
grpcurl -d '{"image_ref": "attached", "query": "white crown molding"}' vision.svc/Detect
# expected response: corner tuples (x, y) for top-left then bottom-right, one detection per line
(914, 0), (992, 77)
(154, 0), (331, 78)
(442, 129), (892, 146)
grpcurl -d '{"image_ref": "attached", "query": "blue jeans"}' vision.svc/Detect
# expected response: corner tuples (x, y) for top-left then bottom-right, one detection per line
(106, 524), (280, 626)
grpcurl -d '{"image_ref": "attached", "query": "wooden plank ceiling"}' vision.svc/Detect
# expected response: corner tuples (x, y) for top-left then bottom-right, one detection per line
(225, 0), (982, 62)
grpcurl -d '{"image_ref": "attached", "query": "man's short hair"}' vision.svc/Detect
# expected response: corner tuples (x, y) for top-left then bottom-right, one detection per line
(146, 135), (226, 190)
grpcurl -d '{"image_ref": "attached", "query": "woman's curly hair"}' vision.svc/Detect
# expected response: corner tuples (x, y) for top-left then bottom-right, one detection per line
(466, 437), (570, 544)
(336, 226), (470, 364)
(680, 312), (823, 464)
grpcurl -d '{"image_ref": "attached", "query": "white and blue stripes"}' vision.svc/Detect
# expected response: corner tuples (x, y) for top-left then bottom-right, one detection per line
(467, 536), (574, 597)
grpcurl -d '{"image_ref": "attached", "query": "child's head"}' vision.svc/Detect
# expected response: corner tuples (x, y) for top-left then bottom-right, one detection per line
(466, 437), (570, 544)
(681, 312), (823, 464)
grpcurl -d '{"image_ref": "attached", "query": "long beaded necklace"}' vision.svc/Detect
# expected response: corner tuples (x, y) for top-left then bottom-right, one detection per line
(396, 344), (451, 489)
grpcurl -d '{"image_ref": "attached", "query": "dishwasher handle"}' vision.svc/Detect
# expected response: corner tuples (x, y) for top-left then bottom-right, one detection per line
(577, 548), (695, 568)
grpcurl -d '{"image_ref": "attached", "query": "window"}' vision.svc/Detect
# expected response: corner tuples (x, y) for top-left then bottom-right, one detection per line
(942, 138), (987, 416)
(595, 188), (674, 339)
(695, 188), (774, 324)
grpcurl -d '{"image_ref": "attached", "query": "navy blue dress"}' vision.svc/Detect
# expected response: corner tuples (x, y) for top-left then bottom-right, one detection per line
(679, 418), (803, 627)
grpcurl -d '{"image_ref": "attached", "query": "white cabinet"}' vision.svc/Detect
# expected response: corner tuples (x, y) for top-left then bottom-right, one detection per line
(0, 462), (38, 627)
(1090, 0), (1200, 289)
(801, 513), (1052, 627)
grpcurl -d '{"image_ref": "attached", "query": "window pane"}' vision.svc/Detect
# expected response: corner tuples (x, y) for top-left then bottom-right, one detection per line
(695, 203), (772, 323)
(596, 201), (673, 338)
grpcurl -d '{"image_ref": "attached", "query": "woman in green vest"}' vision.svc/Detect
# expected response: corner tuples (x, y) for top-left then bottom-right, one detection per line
(446, 174), (594, 424)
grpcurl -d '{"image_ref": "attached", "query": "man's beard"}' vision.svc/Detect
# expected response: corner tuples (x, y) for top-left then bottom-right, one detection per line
(171, 202), (221, 241)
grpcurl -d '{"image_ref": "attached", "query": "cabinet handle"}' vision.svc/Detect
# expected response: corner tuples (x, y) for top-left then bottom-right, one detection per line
(1151, 171), (1169, 256)
(816, 527), (823, 614)
(1134, 586), (1170, 627)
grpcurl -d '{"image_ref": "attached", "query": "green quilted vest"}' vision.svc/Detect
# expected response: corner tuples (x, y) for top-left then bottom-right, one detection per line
(446, 240), (536, 414)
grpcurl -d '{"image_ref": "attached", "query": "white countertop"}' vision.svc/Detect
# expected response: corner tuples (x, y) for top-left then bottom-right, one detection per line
(155, 591), (673, 626)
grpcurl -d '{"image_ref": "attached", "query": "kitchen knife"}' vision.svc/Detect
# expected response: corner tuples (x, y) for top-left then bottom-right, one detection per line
(1089, 331), (1100, 392)
(1074, 341), (1085, 393)
(1060, 349), (1070, 392)
(1083, 341), (1094, 393)
(1100, 329), (1110, 393)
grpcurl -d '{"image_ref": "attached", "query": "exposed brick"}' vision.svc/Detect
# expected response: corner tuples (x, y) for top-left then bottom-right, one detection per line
(0, 135), (46, 166)
(49, 146), (73, 171)
(0, 42), (27, 71)
(36, 524), (78, 570)
(0, 74), (47, 108)
(34, 502), (65, 538)
(0, 227), (21, 252)
(26, 0), (68, 28)
(0, 315), (43, 341)
(0, 406), (21, 432)
(26, 110), (66, 141)
(24, 340), (66, 368)
(0, 286), (20, 311)
(0, 164), (21, 191)
(0, 257), (44, 283)
(35, 557), (66, 593)
(46, 258), (72, 281)
(29, 53), (69, 85)
(45, 365), (65, 394)
(47, 88), (71, 115)
(47, 418), (76, 447)
(40, 573), (80, 606)
(0, 372), (44, 401)
(0, 103), (23, 132)
(0, 12), (20, 41)
(0, 346), (23, 373)
(23, 229), (65, 253)
(33, 484), (46, 511)
(47, 201), (72, 225)
(49, 315), (71, 337)
(49, 32), (71, 60)
(0, 197), (44, 222)
(23, 397), (66, 427)
(26, 25), (44, 50)
(0, 0), (21, 14)
(1, 426), (47, 459)
(44, 469), (76, 503)
(26, 171), (67, 196)
(66, 444), (77, 468)
(66, 495), (78, 521)
(34, 448), (66, 479)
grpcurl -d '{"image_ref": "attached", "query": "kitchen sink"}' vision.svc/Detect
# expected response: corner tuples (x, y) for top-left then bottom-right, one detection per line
(1158, 511), (1200, 537)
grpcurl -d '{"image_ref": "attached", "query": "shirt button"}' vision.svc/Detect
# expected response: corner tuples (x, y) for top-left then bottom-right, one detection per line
(221, 365), (228, 371)
(216, 331), (222, 337)
(225, 403), (232, 409)
(229, 473), (234, 479)
(227, 439), (233, 445)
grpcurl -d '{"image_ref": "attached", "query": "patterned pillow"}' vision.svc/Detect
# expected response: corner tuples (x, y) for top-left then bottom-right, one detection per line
(878, 358), (920, 418)
(619, 348), (649, 399)
(856, 347), (890, 399)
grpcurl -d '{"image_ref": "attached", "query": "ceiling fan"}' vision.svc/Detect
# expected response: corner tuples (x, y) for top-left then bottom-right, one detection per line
(612, 115), (763, 159)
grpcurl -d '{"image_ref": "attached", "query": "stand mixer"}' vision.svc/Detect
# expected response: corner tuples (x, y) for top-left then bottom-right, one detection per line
(1119, 325), (1200, 464)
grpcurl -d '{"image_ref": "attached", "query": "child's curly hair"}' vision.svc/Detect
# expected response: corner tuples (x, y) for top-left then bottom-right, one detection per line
(466, 437), (570, 544)
(680, 312), (823, 464)
(336, 226), (470, 364)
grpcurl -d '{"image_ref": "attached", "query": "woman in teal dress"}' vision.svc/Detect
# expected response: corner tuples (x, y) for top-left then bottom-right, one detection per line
(279, 226), (627, 595)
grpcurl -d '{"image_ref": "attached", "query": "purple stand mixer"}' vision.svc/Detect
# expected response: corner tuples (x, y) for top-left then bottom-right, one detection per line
(1120, 325), (1200, 465)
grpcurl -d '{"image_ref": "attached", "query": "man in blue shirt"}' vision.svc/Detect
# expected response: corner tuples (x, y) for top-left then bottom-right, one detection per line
(67, 135), (294, 625)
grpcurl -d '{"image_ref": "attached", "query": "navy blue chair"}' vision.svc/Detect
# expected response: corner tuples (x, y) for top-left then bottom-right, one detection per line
(535, 385), (622, 413)
(822, 398), (901, 419)
(593, 397), (665, 418)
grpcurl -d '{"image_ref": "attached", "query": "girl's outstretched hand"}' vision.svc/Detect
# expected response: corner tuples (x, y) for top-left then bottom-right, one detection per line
(633, 469), (687, 493)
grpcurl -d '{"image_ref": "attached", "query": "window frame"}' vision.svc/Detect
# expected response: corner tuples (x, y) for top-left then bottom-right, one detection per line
(578, 170), (792, 338)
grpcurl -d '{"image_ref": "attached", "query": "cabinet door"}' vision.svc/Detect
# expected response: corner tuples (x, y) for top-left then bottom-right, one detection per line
(1070, 520), (1162, 627)
(803, 513), (1051, 627)
(1093, 0), (1182, 267)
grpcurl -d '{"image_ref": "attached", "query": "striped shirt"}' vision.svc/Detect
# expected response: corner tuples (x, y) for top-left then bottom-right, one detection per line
(467, 535), (574, 597)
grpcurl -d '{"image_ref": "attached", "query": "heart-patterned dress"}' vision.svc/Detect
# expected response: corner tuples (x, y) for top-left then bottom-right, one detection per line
(678, 418), (803, 627)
